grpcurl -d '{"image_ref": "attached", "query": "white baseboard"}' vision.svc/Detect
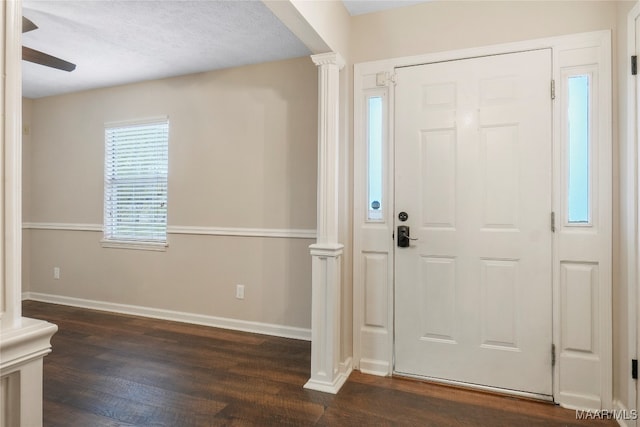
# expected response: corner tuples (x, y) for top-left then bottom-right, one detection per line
(340, 356), (353, 377)
(304, 371), (350, 394)
(613, 399), (637, 427)
(359, 358), (390, 376)
(22, 292), (311, 341)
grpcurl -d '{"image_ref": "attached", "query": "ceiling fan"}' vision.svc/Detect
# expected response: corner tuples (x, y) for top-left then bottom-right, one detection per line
(22, 16), (76, 72)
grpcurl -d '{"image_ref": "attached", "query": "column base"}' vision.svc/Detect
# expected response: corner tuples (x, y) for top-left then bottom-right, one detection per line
(304, 356), (353, 394)
(304, 371), (350, 394)
(307, 242), (345, 394)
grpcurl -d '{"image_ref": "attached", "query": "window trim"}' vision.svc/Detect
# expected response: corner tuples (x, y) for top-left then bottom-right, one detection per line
(100, 239), (168, 251)
(561, 67), (598, 228)
(102, 116), (170, 251)
(566, 73), (592, 225)
(366, 92), (386, 222)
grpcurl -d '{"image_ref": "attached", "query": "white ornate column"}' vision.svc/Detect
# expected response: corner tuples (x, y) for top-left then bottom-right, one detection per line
(0, 1), (57, 425)
(304, 52), (348, 394)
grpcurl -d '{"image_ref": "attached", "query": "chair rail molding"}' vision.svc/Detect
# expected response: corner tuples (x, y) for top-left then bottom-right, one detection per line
(22, 222), (317, 239)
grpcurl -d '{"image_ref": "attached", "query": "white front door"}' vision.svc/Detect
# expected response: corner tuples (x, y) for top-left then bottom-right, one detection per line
(394, 49), (553, 396)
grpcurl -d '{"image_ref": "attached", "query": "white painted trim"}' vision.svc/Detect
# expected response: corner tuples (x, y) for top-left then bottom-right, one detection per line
(22, 222), (102, 232)
(311, 51), (344, 245)
(309, 242), (344, 256)
(0, 318), (57, 372)
(357, 30), (611, 76)
(359, 358), (390, 377)
(168, 225), (317, 239)
(627, 3), (640, 424)
(304, 372), (349, 394)
(0, 317), (58, 427)
(353, 29), (613, 408)
(339, 356), (353, 377)
(2, 0), (24, 329)
(558, 392), (603, 411)
(613, 399), (637, 427)
(104, 116), (168, 129)
(22, 292), (311, 341)
(100, 239), (168, 252)
(312, 52), (345, 69)
(352, 72), (394, 377)
(551, 30), (613, 411)
(2, 1), (57, 425)
(305, 51), (349, 394)
(22, 222), (317, 239)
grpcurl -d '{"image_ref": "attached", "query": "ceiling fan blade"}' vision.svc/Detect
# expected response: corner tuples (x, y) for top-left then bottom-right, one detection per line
(22, 16), (38, 33)
(23, 46), (76, 72)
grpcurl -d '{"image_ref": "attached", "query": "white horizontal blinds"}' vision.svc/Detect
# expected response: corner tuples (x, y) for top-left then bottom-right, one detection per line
(104, 120), (169, 242)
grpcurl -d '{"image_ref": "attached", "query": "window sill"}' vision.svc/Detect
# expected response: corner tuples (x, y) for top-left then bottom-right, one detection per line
(100, 239), (168, 252)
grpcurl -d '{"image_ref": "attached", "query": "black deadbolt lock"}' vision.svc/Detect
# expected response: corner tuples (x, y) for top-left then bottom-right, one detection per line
(398, 211), (409, 222)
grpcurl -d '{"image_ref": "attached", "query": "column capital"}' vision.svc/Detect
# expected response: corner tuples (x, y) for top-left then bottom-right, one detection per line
(309, 243), (344, 258)
(311, 52), (345, 70)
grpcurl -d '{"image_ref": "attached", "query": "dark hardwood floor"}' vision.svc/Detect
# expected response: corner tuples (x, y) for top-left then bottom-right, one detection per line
(24, 300), (617, 426)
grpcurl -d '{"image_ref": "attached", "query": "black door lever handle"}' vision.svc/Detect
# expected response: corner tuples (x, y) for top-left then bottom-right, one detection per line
(397, 225), (418, 247)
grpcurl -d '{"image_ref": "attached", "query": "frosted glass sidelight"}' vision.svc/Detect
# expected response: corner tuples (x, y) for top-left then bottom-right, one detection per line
(368, 96), (383, 221)
(567, 75), (590, 224)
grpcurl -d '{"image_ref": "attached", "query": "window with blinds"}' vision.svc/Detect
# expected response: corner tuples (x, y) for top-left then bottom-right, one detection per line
(103, 119), (169, 246)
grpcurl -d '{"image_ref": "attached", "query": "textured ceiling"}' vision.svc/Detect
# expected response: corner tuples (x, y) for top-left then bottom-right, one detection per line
(22, 0), (312, 98)
(22, 1), (430, 99)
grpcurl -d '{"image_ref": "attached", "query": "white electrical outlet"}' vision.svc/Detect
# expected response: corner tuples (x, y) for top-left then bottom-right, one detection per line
(54, 267), (60, 280)
(236, 284), (245, 300)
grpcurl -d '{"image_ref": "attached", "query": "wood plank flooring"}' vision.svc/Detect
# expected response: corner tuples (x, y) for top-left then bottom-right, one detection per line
(24, 300), (618, 426)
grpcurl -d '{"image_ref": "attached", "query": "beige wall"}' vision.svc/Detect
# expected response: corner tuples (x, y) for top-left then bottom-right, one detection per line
(24, 57), (318, 329)
(351, 1), (618, 63)
(350, 0), (633, 408)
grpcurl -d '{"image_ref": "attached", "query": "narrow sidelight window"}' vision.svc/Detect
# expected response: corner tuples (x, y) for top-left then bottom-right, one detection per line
(104, 119), (169, 245)
(367, 96), (384, 221)
(567, 75), (591, 224)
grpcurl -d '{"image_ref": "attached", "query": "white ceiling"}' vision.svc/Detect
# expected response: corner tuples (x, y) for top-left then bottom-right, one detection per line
(22, 0), (429, 99)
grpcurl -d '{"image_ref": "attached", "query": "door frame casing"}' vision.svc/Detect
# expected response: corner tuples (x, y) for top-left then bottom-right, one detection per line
(353, 30), (612, 410)
(627, 2), (640, 423)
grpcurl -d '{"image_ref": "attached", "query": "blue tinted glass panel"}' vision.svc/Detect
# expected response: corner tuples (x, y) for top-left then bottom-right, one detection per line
(567, 75), (590, 224)
(368, 96), (383, 221)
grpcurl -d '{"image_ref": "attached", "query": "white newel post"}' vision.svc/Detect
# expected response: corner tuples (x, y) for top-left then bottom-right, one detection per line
(304, 52), (348, 394)
(0, 1), (57, 426)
